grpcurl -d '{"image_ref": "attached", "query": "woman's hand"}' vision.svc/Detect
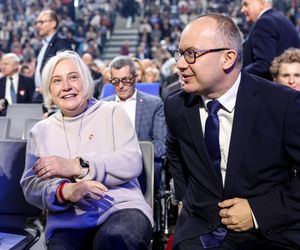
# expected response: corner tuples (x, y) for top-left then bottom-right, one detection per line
(61, 180), (108, 203)
(33, 156), (81, 179)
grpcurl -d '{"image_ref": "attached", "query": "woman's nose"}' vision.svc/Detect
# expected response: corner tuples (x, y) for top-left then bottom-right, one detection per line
(61, 79), (72, 89)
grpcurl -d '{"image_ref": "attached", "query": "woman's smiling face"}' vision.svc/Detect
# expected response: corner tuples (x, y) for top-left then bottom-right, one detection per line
(50, 59), (88, 117)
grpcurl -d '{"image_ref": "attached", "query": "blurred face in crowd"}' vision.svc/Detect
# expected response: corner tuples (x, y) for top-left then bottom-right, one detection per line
(275, 62), (300, 91)
(241, 0), (266, 23)
(35, 10), (56, 38)
(134, 61), (143, 82)
(50, 59), (87, 117)
(1, 57), (19, 77)
(82, 53), (93, 66)
(110, 65), (136, 101)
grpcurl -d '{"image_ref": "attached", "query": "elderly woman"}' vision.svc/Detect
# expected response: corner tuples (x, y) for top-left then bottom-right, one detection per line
(20, 50), (153, 250)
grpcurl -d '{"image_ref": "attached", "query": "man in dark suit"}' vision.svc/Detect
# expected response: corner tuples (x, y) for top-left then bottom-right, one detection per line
(166, 13), (300, 250)
(103, 56), (166, 189)
(0, 53), (35, 115)
(241, 0), (300, 80)
(33, 9), (72, 112)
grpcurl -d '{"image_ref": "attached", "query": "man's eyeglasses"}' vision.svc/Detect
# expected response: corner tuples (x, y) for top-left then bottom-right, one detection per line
(110, 74), (137, 87)
(170, 48), (230, 64)
(35, 19), (53, 25)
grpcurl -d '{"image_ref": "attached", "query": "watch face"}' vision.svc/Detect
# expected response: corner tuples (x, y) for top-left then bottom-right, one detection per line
(79, 158), (89, 168)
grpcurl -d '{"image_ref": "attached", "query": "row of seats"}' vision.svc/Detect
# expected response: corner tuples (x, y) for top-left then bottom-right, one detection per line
(0, 83), (161, 139)
(0, 104), (43, 140)
(0, 139), (41, 249)
(99, 82), (161, 99)
(0, 139), (155, 249)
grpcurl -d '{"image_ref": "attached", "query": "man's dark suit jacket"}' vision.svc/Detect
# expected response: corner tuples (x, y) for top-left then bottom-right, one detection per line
(243, 9), (300, 80)
(40, 32), (72, 74)
(32, 32), (72, 104)
(165, 71), (300, 249)
(0, 74), (35, 103)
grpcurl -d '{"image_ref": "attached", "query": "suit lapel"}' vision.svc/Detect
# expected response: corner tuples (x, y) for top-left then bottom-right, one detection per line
(44, 33), (56, 58)
(183, 94), (223, 192)
(135, 91), (143, 136)
(0, 78), (6, 99)
(17, 75), (23, 102)
(224, 72), (260, 195)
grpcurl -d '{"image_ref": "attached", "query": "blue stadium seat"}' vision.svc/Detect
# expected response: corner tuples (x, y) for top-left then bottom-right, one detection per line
(6, 104), (43, 139)
(0, 139), (41, 249)
(100, 82), (161, 99)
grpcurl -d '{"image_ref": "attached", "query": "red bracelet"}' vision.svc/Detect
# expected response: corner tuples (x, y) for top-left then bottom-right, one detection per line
(57, 181), (68, 203)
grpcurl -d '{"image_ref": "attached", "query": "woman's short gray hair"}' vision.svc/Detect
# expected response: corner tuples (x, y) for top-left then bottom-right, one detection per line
(41, 50), (94, 108)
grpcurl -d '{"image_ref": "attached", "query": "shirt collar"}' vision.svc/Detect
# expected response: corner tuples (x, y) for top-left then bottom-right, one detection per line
(115, 89), (137, 102)
(202, 72), (241, 113)
(43, 32), (55, 44)
(8, 72), (19, 81)
(258, 7), (272, 20)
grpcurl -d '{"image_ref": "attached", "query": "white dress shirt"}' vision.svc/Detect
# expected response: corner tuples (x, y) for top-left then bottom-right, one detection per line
(200, 73), (241, 186)
(34, 33), (54, 87)
(199, 73), (259, 228)
(115, 89), (137, 128)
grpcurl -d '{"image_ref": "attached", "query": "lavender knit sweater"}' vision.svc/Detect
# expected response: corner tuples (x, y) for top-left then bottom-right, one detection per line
(20, 98), (153, 239)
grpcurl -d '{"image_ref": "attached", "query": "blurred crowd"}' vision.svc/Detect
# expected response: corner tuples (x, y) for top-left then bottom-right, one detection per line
(0, 0), (299, 88)
(0, 0), (118, 79)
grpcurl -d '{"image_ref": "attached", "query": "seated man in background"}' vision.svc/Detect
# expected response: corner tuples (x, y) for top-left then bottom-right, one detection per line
(270, 48), (300, 91)
(81, 52), (104, 99)
(0, 53), (35, 116)
(103, 55), (166, 190)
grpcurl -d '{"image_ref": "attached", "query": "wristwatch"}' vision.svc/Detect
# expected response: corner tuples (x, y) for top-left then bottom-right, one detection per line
(77, 157), (90, 179)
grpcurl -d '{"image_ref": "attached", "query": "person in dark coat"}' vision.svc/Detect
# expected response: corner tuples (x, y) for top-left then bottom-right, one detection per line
(241, 0), (300, 80)
(166, 13), (300, 250)
(32, 9), (73, 115)
(0, 53), (35, 116)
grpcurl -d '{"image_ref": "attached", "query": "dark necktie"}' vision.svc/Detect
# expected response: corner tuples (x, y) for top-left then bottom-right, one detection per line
(199, 227), (227, 248)
(204, 100), (221, 176)
(202, 100), (227, 248)
(10, 77), (16, 103)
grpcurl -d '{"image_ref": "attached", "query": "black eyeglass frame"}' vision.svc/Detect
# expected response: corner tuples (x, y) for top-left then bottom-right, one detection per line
(171, 48), (231, 64)
(110, 74), (137, 87)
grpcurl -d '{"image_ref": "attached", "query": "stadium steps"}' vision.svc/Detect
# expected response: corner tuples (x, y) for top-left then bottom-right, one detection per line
(102, 15), (140, 61)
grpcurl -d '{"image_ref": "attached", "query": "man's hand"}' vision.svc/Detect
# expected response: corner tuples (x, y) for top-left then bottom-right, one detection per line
(218, 198), (254, 231)
(33, 156), (81, 179)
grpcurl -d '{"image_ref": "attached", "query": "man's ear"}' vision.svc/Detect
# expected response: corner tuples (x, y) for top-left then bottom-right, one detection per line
(223, 50), (237, 71)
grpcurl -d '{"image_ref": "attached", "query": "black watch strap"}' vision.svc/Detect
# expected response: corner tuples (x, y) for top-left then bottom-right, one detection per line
(79, 157), (89, 168)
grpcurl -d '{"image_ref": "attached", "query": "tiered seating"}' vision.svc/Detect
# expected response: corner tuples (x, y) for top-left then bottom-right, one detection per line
(0, 117), (10, 139)
(0, 139), (41, 249)
(22, 118), (41, 140)
(100, 82), (161, 99)
(138, 141), (155, 210)
(6, 104), (43, 139)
